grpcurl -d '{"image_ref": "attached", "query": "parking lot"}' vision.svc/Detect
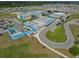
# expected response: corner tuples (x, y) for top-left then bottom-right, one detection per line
(0, 18), (16, 33)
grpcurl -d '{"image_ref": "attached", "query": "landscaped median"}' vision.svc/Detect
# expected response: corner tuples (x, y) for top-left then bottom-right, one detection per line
(45, 25), (67, 42)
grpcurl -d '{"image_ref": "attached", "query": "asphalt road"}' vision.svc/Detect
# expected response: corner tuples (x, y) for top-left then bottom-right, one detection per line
(37, 20), (77, 49)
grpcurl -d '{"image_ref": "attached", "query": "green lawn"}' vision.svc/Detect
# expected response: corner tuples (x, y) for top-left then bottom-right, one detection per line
(0, 43), (29, 57)
(70, 25), (79, 41)
(69, 25), (79, 56)
(46, 25), (66, 42)
(42, 14), (49, 17)
(69, 44), (79, 56)
(0, 13), (17, 19)
(65, 13), (79, 22)
(0, 13), (16, 16)
(18, 18), (33, 23)
(0, 43), (50, 58)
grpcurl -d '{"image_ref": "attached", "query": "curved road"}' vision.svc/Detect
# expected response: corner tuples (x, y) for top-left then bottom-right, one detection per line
(33, 13), (79, 57)
(35, 26), (69, 58)
(37, 13), (76, 49)
(37, 20), (75, 49)
(34, 19), (79, 58)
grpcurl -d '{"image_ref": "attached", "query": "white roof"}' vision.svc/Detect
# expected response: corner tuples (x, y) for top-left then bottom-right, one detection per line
(49, 14), (60, 18)
(53, 12), (65, 16)
(17, 12), (31, 16)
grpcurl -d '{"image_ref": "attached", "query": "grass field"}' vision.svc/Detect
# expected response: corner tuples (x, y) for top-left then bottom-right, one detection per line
(45, 25), (66, 42)
(0, 43), (50, 58)
(0, 13), (17, 18)
(55, 49), (74, 57)
(69, 24), (79, 56)
(70, 24), (79, 41)
(66, 13), (79, 22)
(18, 18), (32, 23)
(0, 33), (61, 58)
(69, 44), (79, 56)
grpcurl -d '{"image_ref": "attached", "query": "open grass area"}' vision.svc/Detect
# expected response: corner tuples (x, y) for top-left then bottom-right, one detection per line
(69, 24), (79, 56)
(0, 43), (51, 58)
(0, 13), (17, 18)
(70, 24), (79, 41)
(18, 18), (33, 23)
(0, 43), (50, 58)
(66, 13), (79, 22)
(45, 25), (66, 42)
(42, 13), (49, 17)
(0, 33), (61, 58)
(69, 44), (79, 56)
(55, 49), (74, 57)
